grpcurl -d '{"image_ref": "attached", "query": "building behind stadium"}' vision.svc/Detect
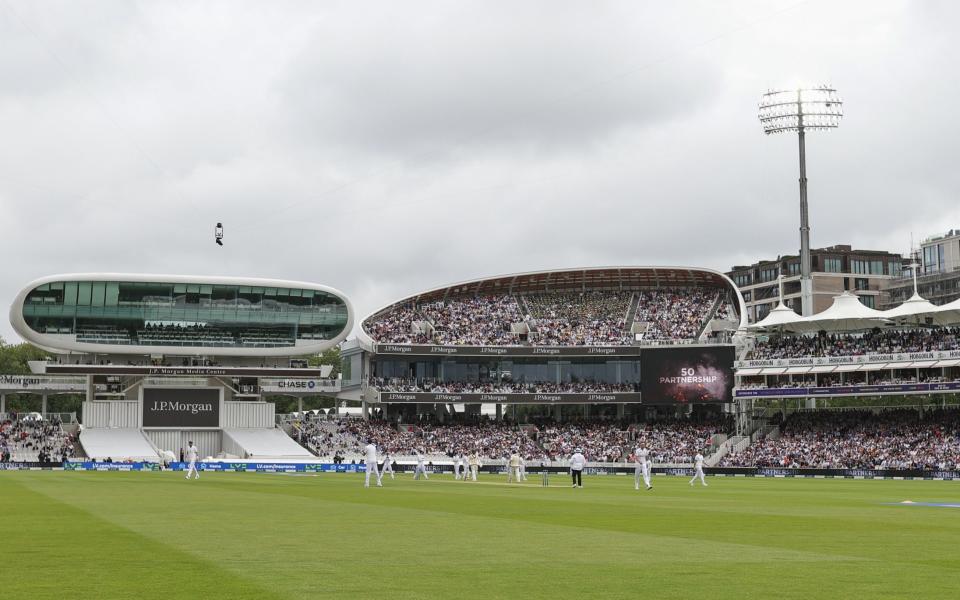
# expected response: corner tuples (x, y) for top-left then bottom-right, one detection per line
(727, 244), (903, 323)
(883, 229), (960, 309)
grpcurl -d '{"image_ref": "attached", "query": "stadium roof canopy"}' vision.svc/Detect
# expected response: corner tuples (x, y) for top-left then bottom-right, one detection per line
(395, 266), (737, 301)
(790, 291), (890, 332)
(880, 292), (956, 326)
(752, 291), (960, 334)
(746, 302), (803, 331)
(935, 297), (960, 324)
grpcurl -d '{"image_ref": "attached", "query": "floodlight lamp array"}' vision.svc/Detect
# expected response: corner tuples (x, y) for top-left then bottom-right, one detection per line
(758, 86), (843, 134)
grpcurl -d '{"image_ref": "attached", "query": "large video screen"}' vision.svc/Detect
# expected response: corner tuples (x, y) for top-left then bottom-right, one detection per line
(142, 388), (220, 427)
(641, 346), (735, 404)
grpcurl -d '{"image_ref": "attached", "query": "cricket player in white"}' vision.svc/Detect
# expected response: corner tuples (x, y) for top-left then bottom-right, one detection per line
(453, 453), (463, 480)
(518, 455), (528, 481)
(381, 452), (395, 479)
(364, 442), (382, 487)
(413, 449), (429, 480)
(184, 441), (199, 480)
(468, 453), (480, 481)
(507, 452), (521, 482)
(634, 446), (652, 491)
(689, 452), (708, 486)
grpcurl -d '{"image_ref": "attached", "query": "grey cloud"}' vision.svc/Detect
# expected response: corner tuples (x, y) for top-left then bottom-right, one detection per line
(278, 2), (721, 156)
(2, 0), (960, 343)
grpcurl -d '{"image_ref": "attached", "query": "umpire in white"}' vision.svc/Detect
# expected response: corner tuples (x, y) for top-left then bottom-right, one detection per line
(569, 448), (585, 488)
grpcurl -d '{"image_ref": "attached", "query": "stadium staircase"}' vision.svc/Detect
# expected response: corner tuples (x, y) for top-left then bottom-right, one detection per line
(707, 436), (743, 466)
(285, 422), (323, 457)
(623, 292), (640, 334)
(517, 295), (537, 335)
(63, 422), (88, 459)
(717, 422), (780, 464)
(763, 424), (782, 441)
(694, 293), (724, 341)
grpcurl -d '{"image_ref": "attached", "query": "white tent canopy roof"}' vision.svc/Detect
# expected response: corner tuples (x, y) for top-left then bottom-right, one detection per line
(881, 292), (958, 326)
(790, 291), (889, 332)
(747, 302), (803, 331)
(934, 296), (960, 325)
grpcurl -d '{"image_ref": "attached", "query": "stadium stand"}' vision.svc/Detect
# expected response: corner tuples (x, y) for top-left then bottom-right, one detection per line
(428, 296), (525, 345)
(0, 416), (77, 463)
(737, 373), (960, 390)
(747, 328), (960, 360)
(634, 289), (720, 341)
(537, 419), (725, 463)
(368, 377), (639, 393)
(290, 419), (356, 458)
(286, 417), (727, 464)
(527, 291), (633, 345)
(322, 419), (541, 460)
(363, 288), (727, 346)
(720, 408), (960, 470)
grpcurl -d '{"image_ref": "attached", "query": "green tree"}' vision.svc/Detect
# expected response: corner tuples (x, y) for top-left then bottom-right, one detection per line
(265, 395), (336, 414)
(308, 346), (341, 378)
(0, 337), (52, 374)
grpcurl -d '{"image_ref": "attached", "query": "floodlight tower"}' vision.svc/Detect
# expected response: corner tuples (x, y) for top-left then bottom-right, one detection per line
(758, 86), (843, 316)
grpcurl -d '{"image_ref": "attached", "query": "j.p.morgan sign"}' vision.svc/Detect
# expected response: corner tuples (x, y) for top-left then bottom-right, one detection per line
(142, 388), (220, 427)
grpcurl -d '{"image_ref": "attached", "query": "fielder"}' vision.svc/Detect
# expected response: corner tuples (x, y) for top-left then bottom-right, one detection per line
(634, 445), (652, 491)
(507, 451), (521, 483)
(184, 441), (199, 480)
(381, 452), (395, 480)
(453, 453), (463, 480)
(689, 451), (708, 486)
(468, 452), (480, 481)
(364, 441), (382, 488)
(519, 455), (528, 481)
(413, 449), (430, 480)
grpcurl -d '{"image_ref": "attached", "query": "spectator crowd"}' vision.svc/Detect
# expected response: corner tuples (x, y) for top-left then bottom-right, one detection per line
(748, 328), (960, 360)
(738, 372), (960, 390)
(364, 289), (728, 346)
(0, 415), (76, 464)
(527, 291), (633, 346)
(635, 289), (719, 341)
(368, 377), (638, 394)
(287, 416), (724, 464)
(721, 408), (960, 470)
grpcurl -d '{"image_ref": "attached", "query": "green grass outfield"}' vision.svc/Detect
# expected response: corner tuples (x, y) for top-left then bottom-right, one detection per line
(2, 471), (958, 599)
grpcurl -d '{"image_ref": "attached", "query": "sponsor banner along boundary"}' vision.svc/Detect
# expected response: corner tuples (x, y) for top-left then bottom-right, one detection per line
(3, 463), (958, 479)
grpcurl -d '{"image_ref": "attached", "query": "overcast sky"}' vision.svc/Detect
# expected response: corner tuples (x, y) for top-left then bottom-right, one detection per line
(2, 0), (959, 342)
